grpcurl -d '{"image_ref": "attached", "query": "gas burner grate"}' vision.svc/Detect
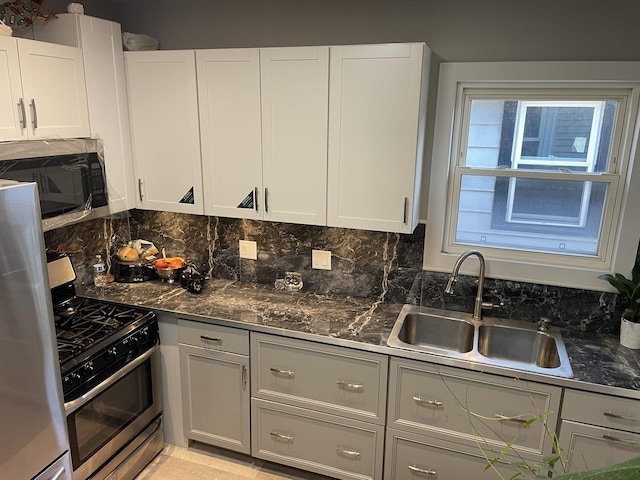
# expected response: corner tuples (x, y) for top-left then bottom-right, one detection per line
(54, 297), (150, 364)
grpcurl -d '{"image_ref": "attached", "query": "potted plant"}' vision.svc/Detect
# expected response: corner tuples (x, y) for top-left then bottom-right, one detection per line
(598, 264), (640, 349)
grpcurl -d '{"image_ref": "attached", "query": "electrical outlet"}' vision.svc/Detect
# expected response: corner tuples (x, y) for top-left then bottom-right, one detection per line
(312, 250), (331, 270)
(239, 240), (257, 260)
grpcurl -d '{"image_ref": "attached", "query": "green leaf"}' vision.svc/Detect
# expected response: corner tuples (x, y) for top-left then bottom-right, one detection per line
(553, 455), (640, 479)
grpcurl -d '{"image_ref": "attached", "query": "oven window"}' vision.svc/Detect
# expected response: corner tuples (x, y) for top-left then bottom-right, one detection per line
(67, 360), (152, 468)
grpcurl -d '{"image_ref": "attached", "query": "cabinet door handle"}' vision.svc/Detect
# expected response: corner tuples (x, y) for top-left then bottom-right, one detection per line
(403, 197), (409, 224)
(604, 411), (639, 422)
(200, 335), (222, 343)
(242, 365), (247, 390)
(408, 464), (437, 476)
(270, 367), (294, 378)
(337, 380), (364, 392)
(30, 99), (37, 130)
(264, 187), (269, 213)
(254, 187), (259, 212)
(413, 396), (443, 407)
(602, 434), (639, 447)
(138, 179), (144, 201)
(270, 431), (294, 442)
(495, 413), (530, 426)
(335, 445), (361, 458)
(18, 98), (26, 130)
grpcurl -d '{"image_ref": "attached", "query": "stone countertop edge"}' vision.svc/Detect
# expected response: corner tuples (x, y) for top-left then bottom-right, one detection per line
(77, 279), (640, 400)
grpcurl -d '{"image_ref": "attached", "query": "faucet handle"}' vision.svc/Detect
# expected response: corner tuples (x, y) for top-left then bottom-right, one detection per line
(538, 317), (552, 332)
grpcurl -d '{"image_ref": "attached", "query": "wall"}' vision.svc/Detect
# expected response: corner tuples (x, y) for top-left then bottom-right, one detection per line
(44, 211), (628, 335)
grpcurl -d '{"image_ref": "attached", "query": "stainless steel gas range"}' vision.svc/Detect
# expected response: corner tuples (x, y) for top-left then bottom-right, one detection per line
(48, 256), (164, 480)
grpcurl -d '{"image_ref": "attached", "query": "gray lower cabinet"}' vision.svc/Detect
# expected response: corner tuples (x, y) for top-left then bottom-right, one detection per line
(387, 357), (562, 476)
(179, 320), (250, 454)
(385, 428), (525, 479)
(558, 389), (640, 473)
(251, 332), (388, 479)
(253, 398), (384, 480)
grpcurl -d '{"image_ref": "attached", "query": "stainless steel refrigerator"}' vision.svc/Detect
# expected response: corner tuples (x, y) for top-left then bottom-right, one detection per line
(0, 180), (72, 480)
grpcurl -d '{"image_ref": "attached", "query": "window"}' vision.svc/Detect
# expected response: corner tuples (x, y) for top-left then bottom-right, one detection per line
(424, 63), (640, 290)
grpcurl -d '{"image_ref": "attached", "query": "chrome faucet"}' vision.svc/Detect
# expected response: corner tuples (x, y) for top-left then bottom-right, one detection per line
(445, 249), (486, 320)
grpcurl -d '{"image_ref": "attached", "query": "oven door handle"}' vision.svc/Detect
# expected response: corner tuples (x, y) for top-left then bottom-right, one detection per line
(64, 344), (158, 415)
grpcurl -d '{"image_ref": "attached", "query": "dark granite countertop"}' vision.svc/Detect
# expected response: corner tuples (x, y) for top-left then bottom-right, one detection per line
(78, 279), (640, 400)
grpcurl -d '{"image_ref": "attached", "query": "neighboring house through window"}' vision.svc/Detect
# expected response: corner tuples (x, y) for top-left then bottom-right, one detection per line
(424, 62), (640, 290)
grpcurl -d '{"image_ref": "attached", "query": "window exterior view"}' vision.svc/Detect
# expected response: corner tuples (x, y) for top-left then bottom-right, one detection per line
(453, 94), (622, 256)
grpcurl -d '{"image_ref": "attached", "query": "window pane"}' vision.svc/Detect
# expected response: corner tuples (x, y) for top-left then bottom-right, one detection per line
(455, 174), (608, 255)
(465, 99), (618, 173)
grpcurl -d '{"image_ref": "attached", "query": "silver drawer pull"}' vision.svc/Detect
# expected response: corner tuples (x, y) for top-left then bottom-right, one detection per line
(604, 411), (639, 422)
(408, 464), (437, 476)
(270, 367), (295, 377)
(413, 396), (443, 407)
(602, 434), (639, 447)
(337, 380), (364, 392)
(335, 446), (361, 458)
(270, 431), (294, 442)
(200, 335), (222, 343)
(495, 414), (530, 425)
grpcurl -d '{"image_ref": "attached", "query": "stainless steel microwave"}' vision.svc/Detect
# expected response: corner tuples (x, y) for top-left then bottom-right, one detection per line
(0, 139), (109, 231)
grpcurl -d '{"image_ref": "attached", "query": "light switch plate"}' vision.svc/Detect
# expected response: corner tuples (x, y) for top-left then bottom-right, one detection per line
(239, 240), (257, 260)
(312, 250), (331, 270)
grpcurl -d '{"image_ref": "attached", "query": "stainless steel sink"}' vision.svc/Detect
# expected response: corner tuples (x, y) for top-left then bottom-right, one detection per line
(387, 305), (573, 378)
(477, 324), (561, 369)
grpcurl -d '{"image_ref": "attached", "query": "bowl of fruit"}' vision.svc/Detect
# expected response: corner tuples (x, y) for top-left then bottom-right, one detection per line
(154, 256), (186, 283)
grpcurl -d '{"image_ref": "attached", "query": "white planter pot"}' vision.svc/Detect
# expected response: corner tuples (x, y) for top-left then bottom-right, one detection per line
(620, 317), (640, 349)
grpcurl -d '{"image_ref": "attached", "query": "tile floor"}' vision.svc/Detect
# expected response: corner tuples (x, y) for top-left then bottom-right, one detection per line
(136, 443), (331, 480)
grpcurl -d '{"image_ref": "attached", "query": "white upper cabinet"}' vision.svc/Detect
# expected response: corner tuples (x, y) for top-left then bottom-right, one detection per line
(0, 36), (90, 141)
(328, 43), (429, 233)
(0, 37), (23, 141)
(260, 47), (328, 225)
(125, 50), (204, 214)
(33, 13), (136, 213)
(197, 49), (263, 220)
(198, 47), (329, 225)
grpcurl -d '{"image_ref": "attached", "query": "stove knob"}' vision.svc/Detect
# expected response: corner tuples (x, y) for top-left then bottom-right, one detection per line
(139, 328), (149, 342)
(129, 334), (139, 348)
(64, 373), (81, 387)
(106, 346), (117, 361)
(83, 362), (94, 376)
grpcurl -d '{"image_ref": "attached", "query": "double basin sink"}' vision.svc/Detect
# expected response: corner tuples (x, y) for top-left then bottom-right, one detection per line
(387, 304), (573, 378)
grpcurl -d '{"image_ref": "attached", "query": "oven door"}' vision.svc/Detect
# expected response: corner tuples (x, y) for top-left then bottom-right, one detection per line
(64, 346), (162, 480)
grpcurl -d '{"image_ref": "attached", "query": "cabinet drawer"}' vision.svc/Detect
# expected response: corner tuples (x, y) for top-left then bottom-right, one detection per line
(559, 419), (640, 473)
(388, 357), (561, 457)
(385, 428), (526, 480)
(252, 398), (384, 480)
(178, 319), (249, 355)
(251, 333), (387, 424)
(563, 389), (640, 434)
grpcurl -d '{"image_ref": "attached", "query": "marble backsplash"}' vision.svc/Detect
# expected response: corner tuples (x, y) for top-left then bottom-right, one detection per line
(44, 209), (636, 335)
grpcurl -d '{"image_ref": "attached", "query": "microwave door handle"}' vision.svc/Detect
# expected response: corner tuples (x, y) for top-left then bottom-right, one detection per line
(64, 344), (158, 415)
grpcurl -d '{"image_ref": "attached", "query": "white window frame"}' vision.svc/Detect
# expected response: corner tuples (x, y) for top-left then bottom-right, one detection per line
(423, 62), (640, 291)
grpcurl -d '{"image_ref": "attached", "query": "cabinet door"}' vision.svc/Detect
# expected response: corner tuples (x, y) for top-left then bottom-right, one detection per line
(17, 38), (90, 139)
(261, 46), (329, 226)
(197, 48), (263, 219)
(385, 428), (526, 480)
(180, 344), (250, 454)
(0, 37), (26, 141)
(328, 43), (428, 233)
(35, 14), (137, 214)
(558, 420), (640, 473)
(125, 51), (203, 214)
(76, 15), (136, 213)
